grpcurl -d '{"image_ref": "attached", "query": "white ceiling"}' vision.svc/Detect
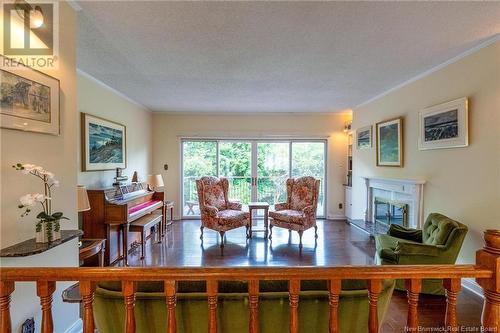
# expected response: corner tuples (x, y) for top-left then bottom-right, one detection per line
(76, 1), (500, 113)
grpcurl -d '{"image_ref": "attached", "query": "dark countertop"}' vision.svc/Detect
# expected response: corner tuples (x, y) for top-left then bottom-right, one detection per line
(0, 230), (82, 257)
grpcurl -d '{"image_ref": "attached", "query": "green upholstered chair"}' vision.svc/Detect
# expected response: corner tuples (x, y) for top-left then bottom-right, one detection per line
(375, 213), (468, 295)
(93, 279), (395, 333)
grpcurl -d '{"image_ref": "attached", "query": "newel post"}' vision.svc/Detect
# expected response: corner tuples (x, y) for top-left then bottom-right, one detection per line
(476, 229), (500, 331)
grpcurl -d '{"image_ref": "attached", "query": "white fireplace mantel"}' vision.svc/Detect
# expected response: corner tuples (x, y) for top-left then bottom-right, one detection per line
(363, 177), (426, 228)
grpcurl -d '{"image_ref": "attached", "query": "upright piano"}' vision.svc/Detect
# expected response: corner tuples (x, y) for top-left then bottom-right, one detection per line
(82, 183), (165, 265)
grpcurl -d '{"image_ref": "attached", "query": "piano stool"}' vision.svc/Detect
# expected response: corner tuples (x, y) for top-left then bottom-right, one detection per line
(129, 211), (163, 259)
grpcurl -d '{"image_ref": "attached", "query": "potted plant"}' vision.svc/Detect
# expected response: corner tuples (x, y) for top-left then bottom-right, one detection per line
(13, 163), (68, 243)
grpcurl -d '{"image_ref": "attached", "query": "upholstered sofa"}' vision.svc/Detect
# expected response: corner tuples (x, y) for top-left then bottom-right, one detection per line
(375, 213), (468, 295)
(93, 279), (395, 333)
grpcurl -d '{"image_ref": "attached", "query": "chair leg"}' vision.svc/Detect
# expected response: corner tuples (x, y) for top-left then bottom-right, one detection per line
(298, 230), (303, 249)
(200, 226), (204, 240)
(314, 225), (318, 239)
(219, 231), (225, 249)
(140, 231), (145, 260)
(269, 224), (273, 240)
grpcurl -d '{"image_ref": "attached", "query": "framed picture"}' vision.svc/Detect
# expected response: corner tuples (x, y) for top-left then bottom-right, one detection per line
(0, 56), (60, 135)
(376, 117), (403, 167)
(356, 125), (372, 149)
(81, 113), (127, 171)
(419, 97), (468, 150)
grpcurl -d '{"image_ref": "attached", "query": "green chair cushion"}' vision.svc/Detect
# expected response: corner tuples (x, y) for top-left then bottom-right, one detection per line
(423, 216), (456, 245)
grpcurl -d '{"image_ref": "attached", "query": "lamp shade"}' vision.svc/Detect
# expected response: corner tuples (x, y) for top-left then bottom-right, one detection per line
(77, 186), (91, 212)
(147, 174), (164, 188)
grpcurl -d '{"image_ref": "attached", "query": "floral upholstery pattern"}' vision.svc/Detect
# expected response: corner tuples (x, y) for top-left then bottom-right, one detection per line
(269, 177), (320, 246)
(196, 176), (250, 238)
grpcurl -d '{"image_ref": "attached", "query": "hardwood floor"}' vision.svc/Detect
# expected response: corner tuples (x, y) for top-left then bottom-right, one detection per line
(123, 219), (483, 331)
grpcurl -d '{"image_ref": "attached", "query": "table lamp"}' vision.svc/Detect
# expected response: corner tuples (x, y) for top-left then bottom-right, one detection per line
(77, 186), (90, 212)
(147, 174), (164, 191)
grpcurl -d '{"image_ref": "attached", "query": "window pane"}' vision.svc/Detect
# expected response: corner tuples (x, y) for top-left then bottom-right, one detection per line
(291, 142), (325, 216)
(219, 142), (252, 204)
(257, 142), (290, 208)
(182, 141), (217, 216)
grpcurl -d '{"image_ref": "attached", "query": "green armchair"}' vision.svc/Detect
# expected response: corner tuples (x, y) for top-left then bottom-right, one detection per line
(375, 213), (468, 295)
(93, 279), (395, 333)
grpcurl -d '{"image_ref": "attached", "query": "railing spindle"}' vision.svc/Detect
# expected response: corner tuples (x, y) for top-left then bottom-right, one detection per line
(444, 278), (461, 331)
(207, 280), (218, 333)
(165, 280), (177, 333)
(288, 279), (300, 333)
(405, 279), (422, 330)
(36, 281), (56, 333)
(79, 281), (96, 333)
(122, 281), (136, 333)
(367, 279), (381, 333)
(0, 281), (14, 333)
(328, 279), (341, 333)
(248, 280), (259, 333)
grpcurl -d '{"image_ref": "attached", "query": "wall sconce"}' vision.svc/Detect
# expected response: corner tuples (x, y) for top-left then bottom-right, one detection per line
(343, 121), (352, 133)
(15, 1), (44, 29)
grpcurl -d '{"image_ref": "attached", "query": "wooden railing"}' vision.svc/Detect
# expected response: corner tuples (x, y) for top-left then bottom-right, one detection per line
(1, 230), (499, 333)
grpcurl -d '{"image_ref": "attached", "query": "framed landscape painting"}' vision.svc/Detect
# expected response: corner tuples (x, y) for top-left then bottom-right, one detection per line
(357, 125), (372, 149)
(376, 117), (403, 167)
(81, 113), (127, 171)
(0, 56), (60, 135)
(419, 97), (468, 150)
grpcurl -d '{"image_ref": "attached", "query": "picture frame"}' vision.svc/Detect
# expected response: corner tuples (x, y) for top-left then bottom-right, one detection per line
(356, 125), (372, 149)
(419, 97), (468, 150)
(0, 56), (60, 135)
(81, 113), (127, 171)
(376, 117), (403, 167)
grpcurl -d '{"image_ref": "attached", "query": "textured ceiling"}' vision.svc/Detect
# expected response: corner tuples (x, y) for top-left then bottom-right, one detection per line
(76, 1), (500, 113)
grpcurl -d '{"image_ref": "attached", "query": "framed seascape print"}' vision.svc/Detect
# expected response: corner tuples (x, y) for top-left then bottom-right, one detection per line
(376, 117), (403, 167)
(356, 125), (372, 149)
(0, 56), (60, 135)
(81, 113), (127, 171)
(419, 97), (468, 150)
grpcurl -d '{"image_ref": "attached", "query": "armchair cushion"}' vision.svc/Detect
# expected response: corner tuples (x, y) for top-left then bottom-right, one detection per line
(269, 209), (305, 225)
(394, 242), (442, 257)
(217, 210), (250, 227)
(388, 224), (423, 243)
(227, 201), (242, 210)
(289, 177), (317, 211)
(204, 183), (226, 210)
(274, 202), (289, 211)
(423, 215), (456, 246)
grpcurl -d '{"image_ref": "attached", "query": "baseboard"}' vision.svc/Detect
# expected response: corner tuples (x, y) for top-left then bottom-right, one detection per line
(65, 319), (83, 333)
(327, 214), (347, 220)
(462, 278), (484, 298)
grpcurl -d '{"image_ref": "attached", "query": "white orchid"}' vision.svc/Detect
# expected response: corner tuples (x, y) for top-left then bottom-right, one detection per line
(20, 194), (36, 207)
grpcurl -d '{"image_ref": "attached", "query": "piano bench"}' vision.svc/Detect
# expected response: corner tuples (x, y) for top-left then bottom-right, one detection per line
(129, 211), (163, 259)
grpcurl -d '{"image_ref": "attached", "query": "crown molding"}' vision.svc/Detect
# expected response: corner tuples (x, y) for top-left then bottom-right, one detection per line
(77, 69), (152, 112)
(356, 34), (500, 109)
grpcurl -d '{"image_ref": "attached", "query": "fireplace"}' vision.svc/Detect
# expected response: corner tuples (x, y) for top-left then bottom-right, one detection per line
(374, 197), (408, 227)
(363, 177), (426, 229)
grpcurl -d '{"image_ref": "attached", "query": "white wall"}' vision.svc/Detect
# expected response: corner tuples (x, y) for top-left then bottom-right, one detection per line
(152, 112), (351, 220)
(0, 3), (79, 332)
(77, 71), (153, 188)
(351, 41), (500, 264)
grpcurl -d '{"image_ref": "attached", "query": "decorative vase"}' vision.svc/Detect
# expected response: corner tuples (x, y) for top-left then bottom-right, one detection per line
(35, 220), (59, 243)
(53, 219), (61, 241)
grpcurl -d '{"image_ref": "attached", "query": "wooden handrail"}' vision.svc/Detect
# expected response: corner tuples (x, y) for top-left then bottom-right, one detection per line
(0, 229), (498, 333)
(0, 264), (492, 281)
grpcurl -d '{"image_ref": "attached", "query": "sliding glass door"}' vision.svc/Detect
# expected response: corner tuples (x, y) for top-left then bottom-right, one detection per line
(181, 139), (326, 218)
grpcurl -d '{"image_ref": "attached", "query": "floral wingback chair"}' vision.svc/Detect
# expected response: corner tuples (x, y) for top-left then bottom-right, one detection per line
(196, 176), (250, 248)
(269, 176), (320, 248)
